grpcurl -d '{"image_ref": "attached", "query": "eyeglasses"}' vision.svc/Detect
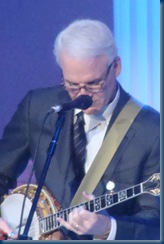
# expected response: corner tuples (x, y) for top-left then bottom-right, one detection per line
(62, 58), (116, 94)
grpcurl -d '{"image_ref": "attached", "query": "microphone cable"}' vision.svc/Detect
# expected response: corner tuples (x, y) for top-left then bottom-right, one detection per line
(17, 110), (51, 239)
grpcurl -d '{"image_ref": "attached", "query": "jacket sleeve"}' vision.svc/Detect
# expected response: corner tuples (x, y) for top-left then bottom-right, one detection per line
(0, 92), (32, 197)
(115, 136), (160, 240)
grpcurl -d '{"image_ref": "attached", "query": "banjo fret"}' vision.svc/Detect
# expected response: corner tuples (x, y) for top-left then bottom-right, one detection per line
(39, 174), (159, 235)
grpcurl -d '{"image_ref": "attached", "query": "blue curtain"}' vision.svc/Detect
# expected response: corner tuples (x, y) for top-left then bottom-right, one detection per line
(113, 0), (160, 111)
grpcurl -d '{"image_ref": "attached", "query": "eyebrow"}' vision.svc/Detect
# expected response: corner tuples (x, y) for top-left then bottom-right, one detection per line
(64, 77), (103, 85)
(63, 61), (114, 85)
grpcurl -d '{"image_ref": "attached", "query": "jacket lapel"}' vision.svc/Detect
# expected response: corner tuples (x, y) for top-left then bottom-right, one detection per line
(94, 85), (138, 195)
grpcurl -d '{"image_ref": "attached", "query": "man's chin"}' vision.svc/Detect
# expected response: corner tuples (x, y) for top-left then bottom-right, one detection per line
(83, 107), (99, 115)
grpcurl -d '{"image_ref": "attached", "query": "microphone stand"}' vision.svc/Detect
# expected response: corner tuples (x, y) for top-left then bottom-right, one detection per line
(18, 111), (65, 240)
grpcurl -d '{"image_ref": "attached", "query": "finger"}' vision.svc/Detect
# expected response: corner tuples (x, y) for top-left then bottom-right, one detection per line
(57, 217), (75, 230)
(7, 231), (18, 240)
(0, 218), (18, 239)
(83, 191), (95, 200)
(0, 230), (8, 240)
(57, 217), (80, 234)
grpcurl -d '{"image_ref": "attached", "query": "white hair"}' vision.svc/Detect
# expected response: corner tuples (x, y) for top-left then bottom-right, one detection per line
(54, 19), (118, 66)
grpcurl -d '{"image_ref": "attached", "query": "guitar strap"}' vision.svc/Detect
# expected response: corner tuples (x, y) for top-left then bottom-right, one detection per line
(70, 97), (144, 206)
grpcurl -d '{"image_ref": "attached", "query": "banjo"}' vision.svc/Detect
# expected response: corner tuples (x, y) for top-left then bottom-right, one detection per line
(0, 173), (160, 240)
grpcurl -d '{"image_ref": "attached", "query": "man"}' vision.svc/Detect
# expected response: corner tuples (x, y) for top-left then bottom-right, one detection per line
(0, 19), (160, 240)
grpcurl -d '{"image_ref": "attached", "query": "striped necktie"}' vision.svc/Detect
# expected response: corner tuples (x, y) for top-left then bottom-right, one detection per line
(73, 111), (87, 180)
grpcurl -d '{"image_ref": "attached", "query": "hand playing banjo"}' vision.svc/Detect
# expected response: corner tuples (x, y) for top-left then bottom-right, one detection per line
(57, 191), (112, 239)
(0, 217), (18, 240)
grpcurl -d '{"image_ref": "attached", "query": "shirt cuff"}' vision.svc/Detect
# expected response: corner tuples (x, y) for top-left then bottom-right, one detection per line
(106, 216), (117, 240)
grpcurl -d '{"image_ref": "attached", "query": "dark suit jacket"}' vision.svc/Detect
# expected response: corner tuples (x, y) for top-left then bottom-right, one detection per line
(0, 83), (160, 240)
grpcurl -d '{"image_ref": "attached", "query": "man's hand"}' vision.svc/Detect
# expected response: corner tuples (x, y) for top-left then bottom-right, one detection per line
(57, 191), (112, 239)
(0, 217), (17, 240)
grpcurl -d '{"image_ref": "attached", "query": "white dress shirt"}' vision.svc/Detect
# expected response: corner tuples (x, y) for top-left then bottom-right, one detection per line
(75, 88), (120, 240)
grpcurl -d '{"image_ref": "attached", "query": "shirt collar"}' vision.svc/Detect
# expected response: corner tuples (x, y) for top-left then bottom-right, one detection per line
(75, 87), (120, 132)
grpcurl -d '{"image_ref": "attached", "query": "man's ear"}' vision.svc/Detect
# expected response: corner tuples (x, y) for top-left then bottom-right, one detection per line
(114, 56), (122, 77)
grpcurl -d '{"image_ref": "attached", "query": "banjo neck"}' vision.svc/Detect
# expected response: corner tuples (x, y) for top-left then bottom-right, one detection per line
(39, 173), (160, 235)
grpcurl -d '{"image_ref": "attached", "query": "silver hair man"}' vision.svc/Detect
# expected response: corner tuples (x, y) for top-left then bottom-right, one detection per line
(54, 19), (118, 66)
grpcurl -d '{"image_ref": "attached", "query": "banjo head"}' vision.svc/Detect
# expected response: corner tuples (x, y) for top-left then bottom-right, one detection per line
(1, 184), (61, 240)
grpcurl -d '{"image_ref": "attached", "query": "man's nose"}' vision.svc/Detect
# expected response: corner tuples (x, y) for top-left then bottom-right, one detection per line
(78, 86), (90, 95)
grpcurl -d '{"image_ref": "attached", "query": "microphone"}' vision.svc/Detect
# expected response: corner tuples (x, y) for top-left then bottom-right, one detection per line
(51, 95), (93, 113)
